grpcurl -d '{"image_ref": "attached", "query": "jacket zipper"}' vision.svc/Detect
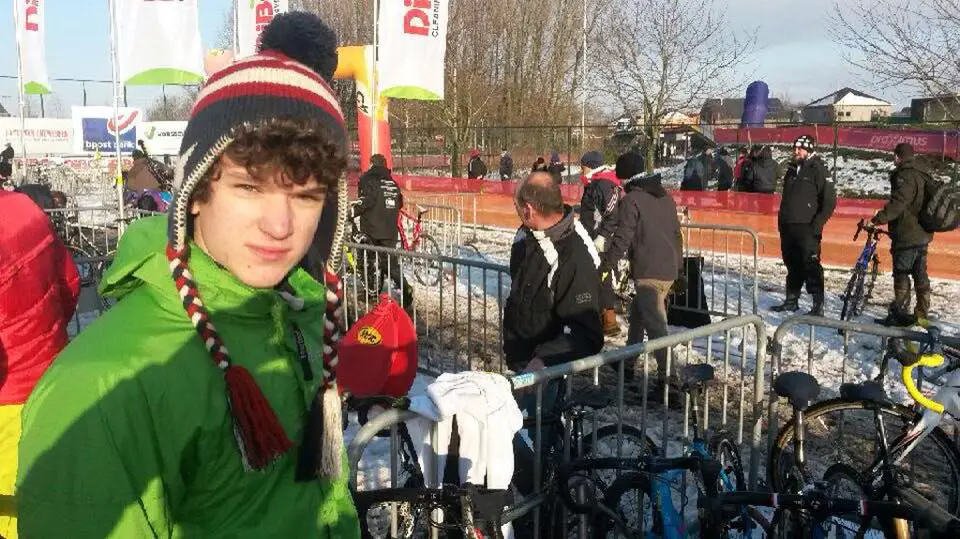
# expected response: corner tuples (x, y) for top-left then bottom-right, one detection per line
(291, 323), (313, 381)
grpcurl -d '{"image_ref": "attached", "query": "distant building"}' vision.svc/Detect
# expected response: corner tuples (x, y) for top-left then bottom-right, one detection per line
(910, 95), (960, 122)
(699, 97), (790, 126)
(802, 87), (892, 123)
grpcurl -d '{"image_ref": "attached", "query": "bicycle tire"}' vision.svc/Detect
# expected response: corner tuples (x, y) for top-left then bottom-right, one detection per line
(708, 433), (745, 492)
(769, 398), (960, 517)
(821, 462), (872, 538)
(412, 234), (442, 287)
(840, 269), (865, 322)
(863, 253), (880, 312)
(593, 471), (657, 539)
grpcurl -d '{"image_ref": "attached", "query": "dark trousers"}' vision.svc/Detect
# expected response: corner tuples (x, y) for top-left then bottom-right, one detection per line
(626, 279), (673, 383)
(779, 223), (824, 296)
(600, 272), (618, 311)
(892, 245), (930, 297)
(367, 237), (413, 305)
(511, 379), (563, 497)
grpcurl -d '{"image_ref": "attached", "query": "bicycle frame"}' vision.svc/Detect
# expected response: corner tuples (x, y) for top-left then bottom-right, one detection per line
(397, 207), (425, 252)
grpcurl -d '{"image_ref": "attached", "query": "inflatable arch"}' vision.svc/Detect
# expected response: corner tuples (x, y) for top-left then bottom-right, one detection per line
(333, 46), (393, 171)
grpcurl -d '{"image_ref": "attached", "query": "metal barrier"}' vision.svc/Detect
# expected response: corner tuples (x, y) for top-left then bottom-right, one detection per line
(347, 315), (769, 524)
(678, 223), (760, 317)
(45, 206), (122, 257)
(404, 192), (479, 231)
(340, 242), (511, 375)
(67, 255), (114, 338)
(402, 203), (463, 257)
(766, 315), (960, 475)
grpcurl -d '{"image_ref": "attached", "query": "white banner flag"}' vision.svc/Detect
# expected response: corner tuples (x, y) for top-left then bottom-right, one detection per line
(15, 0), (51, 94)
(236, 0), (288, 59)
(117, 0), (204, 85)
(377, 0), (449, 100)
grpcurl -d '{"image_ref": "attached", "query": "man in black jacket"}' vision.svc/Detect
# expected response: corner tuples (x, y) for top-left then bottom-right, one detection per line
(498, 148), (514, 181)
(355, 154), (413, 307)
(579, 150), (625, 336)
(505, 171), (602, 498)
(772, 135), (837, 316)
(467, 149), (487, 179)
(872, 143), (933, 325)
(503, 171), (603, 372)
(601, 152), (682, 393)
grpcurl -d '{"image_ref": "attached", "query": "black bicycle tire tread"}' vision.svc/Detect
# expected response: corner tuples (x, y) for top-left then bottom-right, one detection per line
(840, 271), (862, 321)
(594, 471), (655, 539)
(413, 234), (441, 287)
(821, 462), (872, 538)
(769, 398), (960, 516)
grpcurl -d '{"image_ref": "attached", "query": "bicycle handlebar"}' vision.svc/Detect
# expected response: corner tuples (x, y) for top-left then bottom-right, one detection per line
(902, 354), (946, 414)
(854, 218), (889, 241)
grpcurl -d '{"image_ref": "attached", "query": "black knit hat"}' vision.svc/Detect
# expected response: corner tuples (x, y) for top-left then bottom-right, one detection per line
(580, 150), (604, 169)
(794, 135), (816, 151)
(165, 11), (348, 476)
(615, 152), (646, 179)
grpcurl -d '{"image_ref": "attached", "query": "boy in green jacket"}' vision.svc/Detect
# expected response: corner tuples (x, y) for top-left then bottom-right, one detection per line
(16, 12), (360, 538)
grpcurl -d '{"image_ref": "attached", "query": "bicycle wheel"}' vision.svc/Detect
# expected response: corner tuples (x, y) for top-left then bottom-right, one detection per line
(769, 398), (960, 517)
(593, 471), (657, 538)
(863, 253), (880, 311)
(709, 433), (745, 492)
(840, 269), (866, 321)
(821, 462), (874, 538)
(412, 234), (442, 287)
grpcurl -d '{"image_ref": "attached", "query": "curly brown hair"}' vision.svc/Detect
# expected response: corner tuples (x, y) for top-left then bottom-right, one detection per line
(190, 116), (346, 204)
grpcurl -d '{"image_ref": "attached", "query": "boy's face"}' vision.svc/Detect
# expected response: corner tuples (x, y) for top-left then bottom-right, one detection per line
(191, 155), (327, 289)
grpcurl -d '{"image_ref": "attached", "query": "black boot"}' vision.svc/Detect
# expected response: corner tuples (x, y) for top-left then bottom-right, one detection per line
(915, 288), (932, 324)
(807, 293), (824, 317)
(771, 292), (800, 313)
(875, 285), (914, 326)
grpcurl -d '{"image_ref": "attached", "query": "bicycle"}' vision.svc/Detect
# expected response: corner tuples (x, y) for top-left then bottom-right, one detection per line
(839, 219), (888, 322)
(509, 384), (659, 538)
(397, 205), (442, 287)
(769, 331), (960, 537)
(581, 364), (757, 538)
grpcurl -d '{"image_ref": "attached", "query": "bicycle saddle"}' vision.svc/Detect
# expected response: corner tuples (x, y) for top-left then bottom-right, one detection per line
(680, 363), (715, 391)
(839, 381), (889, 406)
(562, 386), (614, 412)
(417, 209), (430, 219)
(774, 371), (821, 411)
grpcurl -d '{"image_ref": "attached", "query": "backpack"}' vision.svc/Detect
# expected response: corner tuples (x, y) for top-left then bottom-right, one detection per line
(919, 174), (960, 233)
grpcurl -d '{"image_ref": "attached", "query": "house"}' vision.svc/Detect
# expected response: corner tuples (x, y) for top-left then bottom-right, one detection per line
(699, 97), (789, 126)
(910, 95), (960, 122)
(802, 87), (892, 123)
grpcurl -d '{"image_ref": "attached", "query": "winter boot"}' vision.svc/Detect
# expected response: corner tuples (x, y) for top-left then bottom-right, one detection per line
(875, 285), (915, 326)
(602, 308), (622, 337)
(915, 288), (932, 325)
(807, 293), (825, 317)
(771, 292), (800, 313)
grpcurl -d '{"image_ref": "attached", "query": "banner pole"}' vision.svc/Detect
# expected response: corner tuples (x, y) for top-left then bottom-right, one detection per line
(232, 0), (238, 56)
(108, 0), (125, 228)
(371, 0), (380, 162)
(13, 0), (28, 185)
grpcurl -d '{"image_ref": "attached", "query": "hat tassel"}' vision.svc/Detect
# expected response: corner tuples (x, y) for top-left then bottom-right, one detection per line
(224, 364), (294, 470)
(320, 384), (343, 479)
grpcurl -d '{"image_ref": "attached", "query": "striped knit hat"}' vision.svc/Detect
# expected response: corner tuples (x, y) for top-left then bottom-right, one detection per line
(166, 12), (348, 476)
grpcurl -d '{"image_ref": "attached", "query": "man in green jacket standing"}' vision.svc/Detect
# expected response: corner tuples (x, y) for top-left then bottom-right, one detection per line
(16, 12), (361, 538)
(872, 142), (934, 326)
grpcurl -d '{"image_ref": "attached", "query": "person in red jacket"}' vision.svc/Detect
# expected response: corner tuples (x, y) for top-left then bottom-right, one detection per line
(0, 190), (80, 538)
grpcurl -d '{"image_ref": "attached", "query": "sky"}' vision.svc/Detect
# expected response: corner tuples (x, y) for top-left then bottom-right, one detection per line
(0, 0), (913, 119)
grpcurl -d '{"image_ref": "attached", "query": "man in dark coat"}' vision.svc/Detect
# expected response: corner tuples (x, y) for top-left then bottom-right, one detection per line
(771, 135), (836, 316)
(872, 142), (934, 325)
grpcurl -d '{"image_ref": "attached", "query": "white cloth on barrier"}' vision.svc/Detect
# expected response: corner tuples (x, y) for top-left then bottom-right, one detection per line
(406, 371), (523, 489)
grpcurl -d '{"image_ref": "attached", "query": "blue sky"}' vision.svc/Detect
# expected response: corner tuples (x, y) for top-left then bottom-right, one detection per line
(0, 0), (911, 118)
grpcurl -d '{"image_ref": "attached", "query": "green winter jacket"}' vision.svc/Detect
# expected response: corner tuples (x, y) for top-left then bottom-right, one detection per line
(16, 215), (360, 538)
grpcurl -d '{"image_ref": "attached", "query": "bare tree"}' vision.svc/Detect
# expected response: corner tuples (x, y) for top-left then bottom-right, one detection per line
(595, 0), (755, 170)
(145, 87), (199, 121)
(830, 0), (960, 119)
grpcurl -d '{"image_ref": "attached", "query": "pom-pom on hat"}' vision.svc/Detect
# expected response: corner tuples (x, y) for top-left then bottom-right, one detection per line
(165, 11), (348, 475)
(794, 135), (816, 151)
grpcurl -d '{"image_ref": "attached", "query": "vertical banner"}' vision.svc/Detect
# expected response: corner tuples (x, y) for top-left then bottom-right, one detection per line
(117, 0), (204, 85)
(72, 106), (142, 155)
(377, 0), (450, 100)
(236, 0), (288, 59)
(15, 0), (51, 94)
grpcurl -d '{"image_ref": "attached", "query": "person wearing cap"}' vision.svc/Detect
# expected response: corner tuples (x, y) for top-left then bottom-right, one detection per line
(498, 148), (514, 181)
(600, 153), (682, 395)
(772, 134), (836, 316)
(547, 150), (566, 184)
(466, 148), (487, 179)
(871, 142), (933, 325)
(16, 12), (360, 538)
(579, 150), (624, 336)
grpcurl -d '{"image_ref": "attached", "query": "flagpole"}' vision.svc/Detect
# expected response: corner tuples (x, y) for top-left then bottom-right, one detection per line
(13, 0), (27, 185)
(232, 0), (238, 56)
(107, 0), (125, 226)
(371, 0), (379, 162)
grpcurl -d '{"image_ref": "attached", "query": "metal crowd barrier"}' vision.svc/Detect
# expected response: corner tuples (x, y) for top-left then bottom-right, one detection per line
(404, 192), (479, 232)
(340, 242), (511, 375)
(347, 315), (769, 520)
(402, 203), (463, 257)
(678, 223), (760, 317)
(45, 206), (122, 257)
